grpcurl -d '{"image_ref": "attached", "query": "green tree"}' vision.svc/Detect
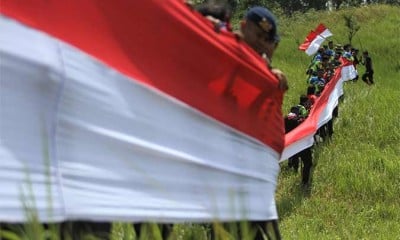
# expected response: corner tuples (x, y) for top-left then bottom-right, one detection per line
(343, 13), (360, 45)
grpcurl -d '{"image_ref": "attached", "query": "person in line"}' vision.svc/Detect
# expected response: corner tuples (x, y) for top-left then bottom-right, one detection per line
(197, 4), (288, 100)
(351, 48), (360, 82)
(335, 44), (343, 56)
(284, 106), (313, 186)
(325, 40), (335, 60)
(306, 47), (324, 77)
(331, 52), (342, 69)
(342, 44), (354, 61)
(361, 50), (374, 85)
(194, 2), (232, 32)
(199, 5), (287, 239)
(238, 7), (287, 239)
(320, 54), (334, 82)
(286, 95), (309, 171)
(306, 85), (318, 110)
(308, 69), (326, 94)
(237, 6), (288, 90)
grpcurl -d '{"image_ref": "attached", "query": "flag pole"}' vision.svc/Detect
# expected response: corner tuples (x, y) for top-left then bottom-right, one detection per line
(357, 35), (364, 52)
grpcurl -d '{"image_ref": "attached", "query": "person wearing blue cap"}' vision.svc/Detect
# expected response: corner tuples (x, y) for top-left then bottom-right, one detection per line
(238, 8), (285, 240)
(240, 6), (280, 56)
(238, 6), (288, 91)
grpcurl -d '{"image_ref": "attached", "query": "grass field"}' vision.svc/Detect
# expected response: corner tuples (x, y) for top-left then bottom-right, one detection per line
(1, 4), (399, 240)
(275, 4), (400, 239)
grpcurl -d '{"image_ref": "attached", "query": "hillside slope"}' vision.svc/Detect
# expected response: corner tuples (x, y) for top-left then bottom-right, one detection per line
(274, 4), (400, 239)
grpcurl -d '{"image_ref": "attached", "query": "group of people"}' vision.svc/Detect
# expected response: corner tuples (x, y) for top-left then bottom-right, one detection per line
(306, 41), (374, 85)
(284, 39), (374, 186)
(192, 1), (289, 92)
(195, 2), (376, 238)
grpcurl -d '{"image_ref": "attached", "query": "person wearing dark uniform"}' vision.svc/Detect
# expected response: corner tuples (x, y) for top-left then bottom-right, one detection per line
(284, 104), (313, 186)
(361, 50), (374, 85)
(351, 48), (360, 81)
(233, 6), (287, 240)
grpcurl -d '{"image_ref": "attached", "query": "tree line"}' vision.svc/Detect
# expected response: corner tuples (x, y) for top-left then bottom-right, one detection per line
(192, 0), (399, 16)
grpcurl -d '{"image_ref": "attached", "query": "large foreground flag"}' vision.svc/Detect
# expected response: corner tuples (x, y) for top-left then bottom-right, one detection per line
(0, 0), (284, 223)
(299, 23), (333, 56)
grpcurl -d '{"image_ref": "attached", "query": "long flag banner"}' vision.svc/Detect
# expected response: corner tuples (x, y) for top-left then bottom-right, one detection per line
(0, 0), (352, 224)
(280, 67), (345, 160)
(299, 23), (333, 56)
(280, 56), (357, 160)
(340, 56), (358, 81)
(0, 0), (284, 223)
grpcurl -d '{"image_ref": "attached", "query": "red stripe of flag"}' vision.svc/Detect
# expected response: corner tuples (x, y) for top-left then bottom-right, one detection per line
(0, 0), (285, 152)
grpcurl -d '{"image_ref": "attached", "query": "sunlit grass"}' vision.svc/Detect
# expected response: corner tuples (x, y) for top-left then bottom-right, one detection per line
(1, 4), (400, 240)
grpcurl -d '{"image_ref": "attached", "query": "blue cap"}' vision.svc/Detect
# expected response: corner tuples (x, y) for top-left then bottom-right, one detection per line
(245, 6), (279, 42)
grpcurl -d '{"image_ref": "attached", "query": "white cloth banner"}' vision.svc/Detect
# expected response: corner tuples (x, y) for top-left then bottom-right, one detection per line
(305, 28), (333, 56)
(0, 16), (280, 223)
(280, 70), (345, 161)
(341, 64), (357, 81)
(305, 36), (326, 56)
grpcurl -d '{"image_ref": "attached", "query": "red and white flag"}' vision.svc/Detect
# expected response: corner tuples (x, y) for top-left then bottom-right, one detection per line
(340, 57), (358, 81)
(299, 23), (333, 56)
(281, 67), (345, 160)
(0, 0), (351, 224)
(0, 0), (283, 223)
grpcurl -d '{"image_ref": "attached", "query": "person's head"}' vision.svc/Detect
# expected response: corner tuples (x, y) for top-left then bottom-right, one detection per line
(300, 94), (308, 105)
(335, 44), (343, 52)
(240, 6), (279, 57)
(290, 106), (300, 116)
(195, 2), (231, 23)
(328, 40), (334, 49)
(307, 84), (316, 95)
(317, 68), (325, 77)
(322, 54), (330, 62)
(343, 44), (351, 51)
(363, 50), (369, 56)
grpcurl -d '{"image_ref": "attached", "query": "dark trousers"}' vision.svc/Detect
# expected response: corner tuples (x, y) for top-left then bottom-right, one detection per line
(362, 71), (374, 84)
(207, 220), (281, 240)
(288, 147), (313, 184)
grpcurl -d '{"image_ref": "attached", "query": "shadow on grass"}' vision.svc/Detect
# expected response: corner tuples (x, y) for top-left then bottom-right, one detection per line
(277, 130), (338, 221)
(277, 168), (313, 220)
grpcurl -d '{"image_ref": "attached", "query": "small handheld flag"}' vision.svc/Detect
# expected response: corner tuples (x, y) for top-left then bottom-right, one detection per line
(299, 23), (333, 56)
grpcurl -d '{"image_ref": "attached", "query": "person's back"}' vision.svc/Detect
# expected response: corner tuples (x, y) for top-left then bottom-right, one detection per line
(306, 85), (317, 108)
(362, 52), (373, 72)
(308, 73), (325, 90)
(284, 112), (300, 133)
(284, 108), (313, 185)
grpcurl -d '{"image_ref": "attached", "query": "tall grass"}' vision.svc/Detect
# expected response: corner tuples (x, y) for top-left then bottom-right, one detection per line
(1, 4), (399, 240)
(275, 4), (400, 239)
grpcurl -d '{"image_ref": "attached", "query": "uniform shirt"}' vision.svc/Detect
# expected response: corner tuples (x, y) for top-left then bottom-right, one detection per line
(362, 56), (373, 72)
(342, 51), (354, 61)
